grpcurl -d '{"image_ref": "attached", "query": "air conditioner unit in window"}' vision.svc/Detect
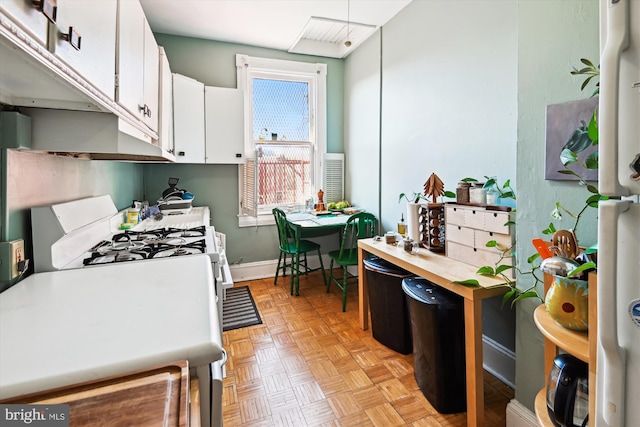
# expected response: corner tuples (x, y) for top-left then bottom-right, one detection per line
(323, 153), (344, 203)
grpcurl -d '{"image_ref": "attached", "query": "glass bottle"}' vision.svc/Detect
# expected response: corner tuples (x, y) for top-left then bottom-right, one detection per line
(486, 187), (498, 205)
(398, 213), (407, 237)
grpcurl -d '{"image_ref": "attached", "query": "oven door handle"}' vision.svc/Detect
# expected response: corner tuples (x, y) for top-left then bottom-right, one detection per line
(219, 348), (228, 366)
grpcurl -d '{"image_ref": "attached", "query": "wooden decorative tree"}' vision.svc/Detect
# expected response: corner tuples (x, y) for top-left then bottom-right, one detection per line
(419, 173), (446, 253)
(423, 173), (445, 202)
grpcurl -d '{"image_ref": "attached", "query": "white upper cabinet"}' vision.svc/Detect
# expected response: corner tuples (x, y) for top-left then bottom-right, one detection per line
(49, 0), (117, 100)
(172, 73), (205, 163)
(205, 86), (244, 164)
(116, 0), (158, 133)
(158, 47), (173, 155)
(0, 0), (50, 46)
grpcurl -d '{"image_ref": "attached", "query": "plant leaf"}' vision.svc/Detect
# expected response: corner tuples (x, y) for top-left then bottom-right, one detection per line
(501, 289), (516, 309)
(495, 264), (514, 275)
(584, 243), (598, 254)
(485, 240), (498, 248)
(452, 279), (480, 287)
(500, 191), (515, 199)
(512, 291), (541, 306)
(585, 152), (599, 169)
(443, 190), (456, 198)
(588, 109), (598, 143)
(586, 194), (601, 207)
(586, 184), (599, 194)
(527, 253), (541, 264)
(558, 169), (581, 178)
(581, 58), (596, 68)
(542, 222), (557, 235)
(477, 266), (495, 276)
(566, 262), (597, 278)
(461, 177), (478, 183)
(560, 148), (578, 166)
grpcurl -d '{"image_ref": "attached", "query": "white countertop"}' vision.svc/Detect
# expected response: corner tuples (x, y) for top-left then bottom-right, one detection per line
(0, 254), (222, 399)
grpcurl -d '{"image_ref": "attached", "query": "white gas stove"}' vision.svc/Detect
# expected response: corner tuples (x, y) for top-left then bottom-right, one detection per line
(26, 195), (231, 427)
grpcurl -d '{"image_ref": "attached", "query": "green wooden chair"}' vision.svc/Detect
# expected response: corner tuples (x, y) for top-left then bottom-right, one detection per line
(272, 207), (327, 296)
(326, 212), (377, 311)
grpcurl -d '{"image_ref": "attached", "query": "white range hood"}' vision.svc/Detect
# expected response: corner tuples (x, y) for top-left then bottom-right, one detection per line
(0, 10), (174, 162)
(24, 108), (175, 162)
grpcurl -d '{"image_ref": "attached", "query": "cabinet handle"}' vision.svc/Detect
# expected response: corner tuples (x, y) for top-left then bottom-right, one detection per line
(138, 104), (151, 118)
(33, 0), (57, 24)
(178, 151), (186, 156)
(167, 149), (174, 154)
(235, 153), (242, 158)
(60, 26), (81, 50)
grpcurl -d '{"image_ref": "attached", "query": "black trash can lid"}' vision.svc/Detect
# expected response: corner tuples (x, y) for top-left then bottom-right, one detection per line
(363, 256), (412, 277)
(402, 276), (461, 307)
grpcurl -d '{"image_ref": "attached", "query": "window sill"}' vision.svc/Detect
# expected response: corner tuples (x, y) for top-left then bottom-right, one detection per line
(238, 214), (275, 228)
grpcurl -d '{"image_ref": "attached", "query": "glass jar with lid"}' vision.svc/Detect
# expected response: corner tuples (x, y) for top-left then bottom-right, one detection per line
(456, 182), (471, 203)
(469, 182), (486, 204)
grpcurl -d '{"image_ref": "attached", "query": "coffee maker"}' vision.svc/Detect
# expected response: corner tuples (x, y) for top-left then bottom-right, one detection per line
(546, 353), (589, 427)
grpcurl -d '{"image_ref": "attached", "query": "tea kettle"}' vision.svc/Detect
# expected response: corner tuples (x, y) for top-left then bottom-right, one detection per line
(546, 354), (589, 427)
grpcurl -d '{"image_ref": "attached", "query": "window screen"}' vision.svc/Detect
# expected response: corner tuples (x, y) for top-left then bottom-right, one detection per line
(252, 78), (310, 142)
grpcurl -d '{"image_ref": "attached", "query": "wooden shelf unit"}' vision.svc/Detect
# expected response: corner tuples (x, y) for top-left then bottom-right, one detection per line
(533, 272), (597, 426)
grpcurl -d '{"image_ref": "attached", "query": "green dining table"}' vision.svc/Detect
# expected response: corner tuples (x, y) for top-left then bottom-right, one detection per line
(285, 212), (354, 238)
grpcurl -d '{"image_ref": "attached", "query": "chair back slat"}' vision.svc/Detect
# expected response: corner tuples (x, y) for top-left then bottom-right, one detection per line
(338, 212), (377, 259)
(272, 208), (294, 251)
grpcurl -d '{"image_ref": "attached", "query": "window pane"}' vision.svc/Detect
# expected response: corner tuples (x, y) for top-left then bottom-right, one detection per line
(253, 78), (309, 142)
(256, 144), (312, 207)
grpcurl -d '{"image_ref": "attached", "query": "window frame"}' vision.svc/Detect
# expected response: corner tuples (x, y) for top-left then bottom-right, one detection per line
(236, 54), (327, 227)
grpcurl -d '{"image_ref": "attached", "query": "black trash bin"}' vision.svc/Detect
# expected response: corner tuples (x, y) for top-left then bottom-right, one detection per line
(402, 276), (466, 414)
(363, 256), (414, 354)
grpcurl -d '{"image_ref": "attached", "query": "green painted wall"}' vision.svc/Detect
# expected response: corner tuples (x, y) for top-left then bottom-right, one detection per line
(147, 35), (346, 265)
(515, 0), (599, 410)
(344, 0), (519, 371)
(343, 0), (599, 405)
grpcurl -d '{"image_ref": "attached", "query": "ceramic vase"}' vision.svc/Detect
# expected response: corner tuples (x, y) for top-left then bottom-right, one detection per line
(545, 275), (589, 331)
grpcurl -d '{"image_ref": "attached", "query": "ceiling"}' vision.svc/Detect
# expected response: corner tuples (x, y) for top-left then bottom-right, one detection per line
(139, 0), (412, 58)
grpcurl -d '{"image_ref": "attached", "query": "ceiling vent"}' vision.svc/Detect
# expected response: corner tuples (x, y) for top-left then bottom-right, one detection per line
(289, 17), (376, 59)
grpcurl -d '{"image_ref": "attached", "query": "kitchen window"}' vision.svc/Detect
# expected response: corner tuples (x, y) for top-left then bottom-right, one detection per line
(236, 54), (327, 226)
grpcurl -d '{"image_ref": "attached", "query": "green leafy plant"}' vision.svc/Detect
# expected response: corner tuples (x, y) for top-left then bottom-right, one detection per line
(454, 59), (602, 306)
(570, 58), (600, 96)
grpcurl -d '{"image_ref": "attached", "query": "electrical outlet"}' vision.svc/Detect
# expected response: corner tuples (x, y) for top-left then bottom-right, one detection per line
(0, 239), (25, 281)
(12, 240), (24, 279)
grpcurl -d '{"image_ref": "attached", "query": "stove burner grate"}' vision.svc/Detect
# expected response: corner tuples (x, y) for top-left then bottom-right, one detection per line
(149, 239), (206, 259)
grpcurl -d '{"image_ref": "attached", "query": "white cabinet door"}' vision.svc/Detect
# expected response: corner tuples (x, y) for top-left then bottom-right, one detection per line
(116, 0), (144, 118)
(158, 47), (173, 154)
(0, 0), (50, 46)
(204, 86), (244, 164)
(172, 73), (205, 163)
(142, 19), (158, 132)
(49, 0), (117, 100)
(116, 0), (157, 133)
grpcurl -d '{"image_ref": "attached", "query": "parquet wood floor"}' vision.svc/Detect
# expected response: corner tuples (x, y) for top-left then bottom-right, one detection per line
(222, 270), (514, 426)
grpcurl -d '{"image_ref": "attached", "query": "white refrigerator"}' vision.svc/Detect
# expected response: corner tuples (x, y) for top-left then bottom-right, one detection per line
(597, 0), (640, 426)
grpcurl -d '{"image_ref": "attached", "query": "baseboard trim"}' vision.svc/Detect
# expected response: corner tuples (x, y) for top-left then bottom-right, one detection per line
(482, 334), (515, 389)
(506, 399), (537, 427)
(230, 255), (331, 282)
